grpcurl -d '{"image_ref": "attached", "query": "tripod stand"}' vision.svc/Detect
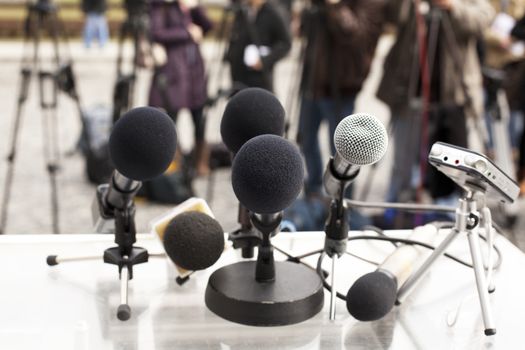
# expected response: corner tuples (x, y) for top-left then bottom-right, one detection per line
(0, 0), (83, 234)
(112, 12), (148, 123)
(396, 189), (497, 335)
(47, 179), (163, 321)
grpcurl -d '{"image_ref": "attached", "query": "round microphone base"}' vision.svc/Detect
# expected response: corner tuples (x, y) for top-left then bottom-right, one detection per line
(205, 261), (324, 326)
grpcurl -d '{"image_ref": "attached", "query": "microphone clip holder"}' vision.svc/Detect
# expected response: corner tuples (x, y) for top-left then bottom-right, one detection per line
(250, 212), (282, 282)
(324, 199), (349, 258)
(228, 204), (262, 258)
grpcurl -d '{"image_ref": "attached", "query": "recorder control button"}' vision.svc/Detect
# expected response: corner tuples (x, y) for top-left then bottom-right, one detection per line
(430, 144), (443, 157)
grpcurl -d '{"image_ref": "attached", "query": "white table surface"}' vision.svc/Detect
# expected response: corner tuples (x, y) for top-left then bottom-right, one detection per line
(0, 229), (523, 350)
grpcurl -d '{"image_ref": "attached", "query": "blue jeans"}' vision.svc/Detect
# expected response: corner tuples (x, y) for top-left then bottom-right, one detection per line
(83, 13), (109, 48)
(299, 96), (355, 195)
(387, 114), (421, 202)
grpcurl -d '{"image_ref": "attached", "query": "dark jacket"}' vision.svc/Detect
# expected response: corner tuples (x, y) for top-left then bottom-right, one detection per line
(300, 0), (384, 99)
(82, 0), (107, 14)
(226, 1), (291, 91)
(148, 0), (212, 110)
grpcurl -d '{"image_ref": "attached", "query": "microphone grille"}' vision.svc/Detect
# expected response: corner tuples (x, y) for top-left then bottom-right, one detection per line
(334, 113), (388, 165)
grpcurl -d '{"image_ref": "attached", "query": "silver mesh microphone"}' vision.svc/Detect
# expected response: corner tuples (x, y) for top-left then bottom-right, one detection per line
(323, 113), (388, 198)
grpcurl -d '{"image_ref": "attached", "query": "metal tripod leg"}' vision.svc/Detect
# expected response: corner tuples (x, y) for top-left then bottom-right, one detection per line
(329, 256), (337, 320)
(46, 254), (104, 266)
(467, 224), (496, 335)
(39, 71), (61, 234)
(46, 252), (166, 266)
(117, 263), (131, 321)
(0, 68), (32, 234)
(397, 228), (459, 302)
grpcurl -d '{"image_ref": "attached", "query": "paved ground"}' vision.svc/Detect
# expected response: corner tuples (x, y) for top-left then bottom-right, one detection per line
(0, 36), (524, 252)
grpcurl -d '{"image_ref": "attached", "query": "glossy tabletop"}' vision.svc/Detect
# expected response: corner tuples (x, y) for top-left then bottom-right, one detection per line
(0, 230), (523, 350)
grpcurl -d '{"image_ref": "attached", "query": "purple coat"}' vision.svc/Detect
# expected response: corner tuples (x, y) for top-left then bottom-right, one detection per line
(148, 1), (212, 110)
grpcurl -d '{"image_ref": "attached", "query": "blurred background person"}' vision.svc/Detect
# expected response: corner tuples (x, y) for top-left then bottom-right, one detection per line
(481, 0), (524, 171)
(510, 13), (525, 193)
(298, 0), (384, 197)
(377, 0), (494, 222)
(81, 0), (109, 48)
(148, 0), (213, 176)
(285, 0), (384, 231)
(225, 0), (291, 91)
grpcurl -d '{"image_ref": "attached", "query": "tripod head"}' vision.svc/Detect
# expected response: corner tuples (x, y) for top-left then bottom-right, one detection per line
(28, 0), (57, 14)
(124, 0), (149, 26)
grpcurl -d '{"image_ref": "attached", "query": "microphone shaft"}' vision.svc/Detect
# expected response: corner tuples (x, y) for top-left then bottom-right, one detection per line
(323, 153), (360, 199)
(106, 172), (140, 211)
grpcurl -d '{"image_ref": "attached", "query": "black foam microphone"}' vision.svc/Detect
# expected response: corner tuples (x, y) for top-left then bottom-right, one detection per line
(206, 134), (324, 326)
(346, 225), (438, 321)
(231, 134), (303, 282)
(163, 211), (225, 271)
(221, 89), (286, 257)
(93, 106), (177, 232)
(220, 87), (285, 154)
(231, 134), (304, 214)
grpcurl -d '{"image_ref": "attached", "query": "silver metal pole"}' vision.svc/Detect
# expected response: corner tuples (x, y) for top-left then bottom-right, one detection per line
(467, 226), (496, 335)
(55, 255), (103, 263)
(329, 256), (337, 320)
(117, 262), (132, 321)
(398, 197), (470, 302)
(120, 264), (129, 306)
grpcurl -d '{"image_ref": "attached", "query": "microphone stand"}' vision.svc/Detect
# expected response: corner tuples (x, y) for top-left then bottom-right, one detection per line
(396, 188), (497, 336)
(46, 177), (162, 321)
(205, 211), (324, 326)
(324, 198), (349, 320)
(323, 157), (359, 320)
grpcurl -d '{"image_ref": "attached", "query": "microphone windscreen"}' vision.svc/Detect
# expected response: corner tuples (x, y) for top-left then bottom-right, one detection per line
(220, 88), (285, 154)
(346, 271), (398, 321)
(231, 135), (304, 214)
(334, 113), (388, 166)
(163, 211), (225, 271)
(109, 106), (177, 181)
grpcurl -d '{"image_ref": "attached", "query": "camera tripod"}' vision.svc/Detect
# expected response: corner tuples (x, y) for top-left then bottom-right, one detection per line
(112, 9), (148, 123)
(0, 0), (83, 234)
(396, 188), (497, 335)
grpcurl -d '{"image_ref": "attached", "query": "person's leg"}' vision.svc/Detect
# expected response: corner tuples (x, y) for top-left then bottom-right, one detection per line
(518, 111), (525, 193)
(191, 107), (210, 176)
(322, 97), (355, 155)
(83, 13), (96, 49)
(167, 109), (179, 124)
(95, 14), (109, 48)
(387, 113), (421, 202)
(298, 97), (323, 195)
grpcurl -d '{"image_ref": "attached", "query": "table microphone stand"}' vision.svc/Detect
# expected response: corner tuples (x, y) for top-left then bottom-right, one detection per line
(396, 189), (496, 335)
(47, 182), (162, 321)
(206, 212), (324, 326)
